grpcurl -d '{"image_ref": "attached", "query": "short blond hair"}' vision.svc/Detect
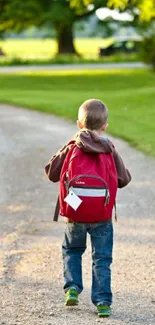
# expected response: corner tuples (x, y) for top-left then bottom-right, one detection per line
(78, 99), (108, 131)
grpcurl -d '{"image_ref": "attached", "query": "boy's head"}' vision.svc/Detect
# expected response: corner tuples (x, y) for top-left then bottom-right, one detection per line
(77, 99), (108, 133)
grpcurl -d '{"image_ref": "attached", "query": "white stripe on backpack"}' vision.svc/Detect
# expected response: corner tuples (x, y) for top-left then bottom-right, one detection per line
(70, 187), (108, 197)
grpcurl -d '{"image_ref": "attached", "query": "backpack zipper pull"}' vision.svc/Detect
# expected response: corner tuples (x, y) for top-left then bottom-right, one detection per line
(114, 202), (117, 222)
(104, 190), (110, 206)
(65, 171), (69, 192)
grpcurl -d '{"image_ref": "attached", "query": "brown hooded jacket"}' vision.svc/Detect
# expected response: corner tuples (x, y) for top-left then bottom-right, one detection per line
(45, 130), (131, 188)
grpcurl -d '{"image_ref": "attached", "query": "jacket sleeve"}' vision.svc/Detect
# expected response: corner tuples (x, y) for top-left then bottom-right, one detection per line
(112, 147), (132, 188)
(44, 144), (71, 183)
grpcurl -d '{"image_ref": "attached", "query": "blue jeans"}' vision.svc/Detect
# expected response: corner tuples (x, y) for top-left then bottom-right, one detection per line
(62, 221), (113, 306)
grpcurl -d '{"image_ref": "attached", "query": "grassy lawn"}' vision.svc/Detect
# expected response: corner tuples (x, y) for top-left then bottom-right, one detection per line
(0, 69), (155, 156)
(0, 38), (139, 64)
(0, 38), (112, 59)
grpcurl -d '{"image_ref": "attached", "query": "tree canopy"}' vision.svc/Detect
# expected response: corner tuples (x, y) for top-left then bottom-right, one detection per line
(108, 0), (155, 21)
(0, 0), (154, 54)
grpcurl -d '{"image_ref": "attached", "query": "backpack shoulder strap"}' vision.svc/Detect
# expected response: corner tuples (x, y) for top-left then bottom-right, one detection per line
(53, 144), (77, 222)
(53, 196), (60, 222)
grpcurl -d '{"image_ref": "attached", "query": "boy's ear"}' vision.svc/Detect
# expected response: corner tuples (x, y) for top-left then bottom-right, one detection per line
(101, 123), (108, 132)
(77, 120), (83, 129)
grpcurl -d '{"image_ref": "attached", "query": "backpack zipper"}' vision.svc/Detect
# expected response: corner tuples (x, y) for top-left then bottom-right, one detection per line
(69, 174), (108, 190)
(65, 173), (110, 206)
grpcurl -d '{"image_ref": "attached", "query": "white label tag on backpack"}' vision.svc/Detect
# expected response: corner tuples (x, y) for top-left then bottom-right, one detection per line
(64, 189), (82, 211)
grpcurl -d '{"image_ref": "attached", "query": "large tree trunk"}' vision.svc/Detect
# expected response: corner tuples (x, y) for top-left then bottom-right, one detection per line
(55, 23), (79, 56)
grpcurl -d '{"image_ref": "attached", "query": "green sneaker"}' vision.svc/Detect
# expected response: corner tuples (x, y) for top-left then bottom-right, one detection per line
(65, 289), (79, 306)
(97, 305), (111, 317)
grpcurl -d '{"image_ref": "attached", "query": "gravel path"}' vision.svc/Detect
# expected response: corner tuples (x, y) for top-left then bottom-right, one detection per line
(0, 104), (154, 325)
(0, 62), (145, 73)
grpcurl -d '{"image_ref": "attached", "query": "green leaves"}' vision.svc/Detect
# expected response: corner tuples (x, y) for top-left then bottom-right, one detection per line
(108, 0), (155, 21)
(0, 0), (154, 55)
(0, 0), (43, 31)
(139, 0), (155, 21)
(1, 0), (154, 32)
(108, 0), (128, 10)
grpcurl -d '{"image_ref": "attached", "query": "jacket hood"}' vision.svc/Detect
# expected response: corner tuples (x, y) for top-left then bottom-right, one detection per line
(74, 130), (112, 154)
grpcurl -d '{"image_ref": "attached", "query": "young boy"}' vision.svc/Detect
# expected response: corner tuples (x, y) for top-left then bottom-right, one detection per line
(45, 99), (131, 317)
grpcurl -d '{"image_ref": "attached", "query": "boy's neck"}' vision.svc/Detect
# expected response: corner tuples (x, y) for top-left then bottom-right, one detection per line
(80, 128), (104, 137)
(92, 130), (104, 136)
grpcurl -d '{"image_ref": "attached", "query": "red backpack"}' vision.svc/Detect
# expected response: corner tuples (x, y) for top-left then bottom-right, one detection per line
(59, 144), (118, 223)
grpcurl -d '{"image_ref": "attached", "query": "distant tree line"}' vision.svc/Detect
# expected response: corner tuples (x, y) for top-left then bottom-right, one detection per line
(0, 0), (154, 61)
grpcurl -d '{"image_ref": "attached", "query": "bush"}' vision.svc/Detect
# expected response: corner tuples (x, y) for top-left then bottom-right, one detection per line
(140, 36), (155, 69)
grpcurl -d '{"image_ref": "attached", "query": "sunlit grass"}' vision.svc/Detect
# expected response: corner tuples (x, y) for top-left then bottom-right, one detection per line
(21, 68), (137, 76)
(0, 38), (112, 59)
(0, 69), (154, 155)
(0, 38), (139, 65)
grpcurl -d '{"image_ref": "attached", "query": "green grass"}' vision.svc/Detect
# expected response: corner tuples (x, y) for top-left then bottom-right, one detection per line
(0, 38), (112, 58)
(0, 38), (139, 65)
(0, 69), (155, 156)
